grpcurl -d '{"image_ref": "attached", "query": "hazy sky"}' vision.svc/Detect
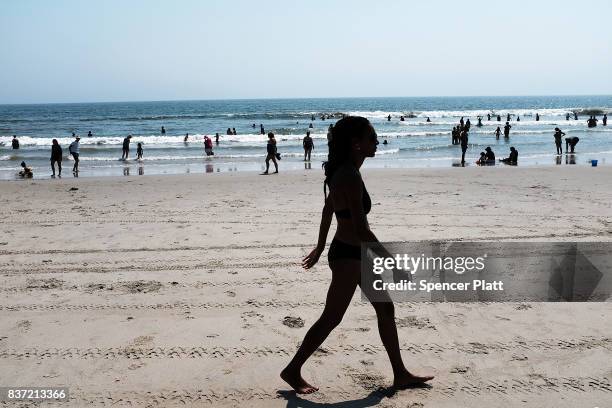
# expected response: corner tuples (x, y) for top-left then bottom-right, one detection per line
(1, 0), (611, 103)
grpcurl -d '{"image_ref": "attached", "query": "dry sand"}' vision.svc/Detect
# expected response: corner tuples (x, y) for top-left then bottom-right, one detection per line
(0, 166), (611, 407)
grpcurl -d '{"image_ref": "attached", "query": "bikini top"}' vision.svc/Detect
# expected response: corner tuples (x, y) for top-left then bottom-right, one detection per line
(334, 181), (371, 219)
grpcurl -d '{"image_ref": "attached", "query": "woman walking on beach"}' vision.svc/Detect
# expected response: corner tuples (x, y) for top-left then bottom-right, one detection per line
(280, 116), (433, 394)
(263, 132), (278, 174)
(50, 139), (62, 177)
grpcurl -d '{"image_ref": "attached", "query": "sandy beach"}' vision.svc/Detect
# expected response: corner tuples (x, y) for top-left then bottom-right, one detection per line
(0, 166), (611, 407)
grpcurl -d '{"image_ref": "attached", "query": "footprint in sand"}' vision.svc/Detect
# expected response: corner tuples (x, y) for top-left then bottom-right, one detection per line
(282, 316), (305, 328)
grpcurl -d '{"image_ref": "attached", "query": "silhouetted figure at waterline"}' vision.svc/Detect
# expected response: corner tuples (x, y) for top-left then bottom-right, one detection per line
(554, 128), (565, 155)
(574, 112), (578, 120)
(565, 137), (580, 153)
(536, 113), (540, 121)
(516, 115), (520, 122)
(507, 113), (511, 122)
(587, 116), (598, 128)
(566, 113), (570, 121)
(161, 126), (166, 135)
(495, 126), (501, 139)
(260, 124), (265, 135)
(387, 114), (391, 121)
(603, 113), (608, 126)
(460, 129), (469, 164)
(263, 132), (279, 174)
(280, 116), (433, 394)
(19, 161), (33, 178)
(487, 113), (491, 121)
(497, 114), (501, 121)
(50, 139), (62, 177)
(476, 117), (483, 127)
(11, 135), (19, 149)
(500, 147), (518, 165)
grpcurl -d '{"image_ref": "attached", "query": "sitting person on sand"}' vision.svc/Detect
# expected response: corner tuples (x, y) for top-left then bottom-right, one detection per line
(476, 151), (487, 165)
(500, 147), (518, 165)
(19, 161), (33, 178)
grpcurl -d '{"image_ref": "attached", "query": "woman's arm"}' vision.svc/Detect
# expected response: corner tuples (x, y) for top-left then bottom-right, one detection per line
(302, 194), (334, 269)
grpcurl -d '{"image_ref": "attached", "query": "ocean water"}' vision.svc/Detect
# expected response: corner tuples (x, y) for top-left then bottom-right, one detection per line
(1, 96), (611, 179)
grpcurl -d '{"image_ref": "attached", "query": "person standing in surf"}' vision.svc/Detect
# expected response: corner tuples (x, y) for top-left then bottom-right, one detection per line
(280, 116), (433, 394)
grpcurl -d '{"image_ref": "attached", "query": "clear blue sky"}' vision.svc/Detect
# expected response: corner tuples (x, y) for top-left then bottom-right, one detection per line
(1, 0), (611, 103)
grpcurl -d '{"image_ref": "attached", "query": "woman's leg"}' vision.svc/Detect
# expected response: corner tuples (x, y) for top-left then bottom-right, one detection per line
(264, 156), (270, 173)
(281, 260), (360, 393)
(51, 161), (55, 176)
(58, 161), (61, 176)
(360, 279), (434, 387)
(272, 157), (278, 172)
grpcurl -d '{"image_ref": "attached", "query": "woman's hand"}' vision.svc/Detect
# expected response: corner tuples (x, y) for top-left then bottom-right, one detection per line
(302, 247), (323, 270)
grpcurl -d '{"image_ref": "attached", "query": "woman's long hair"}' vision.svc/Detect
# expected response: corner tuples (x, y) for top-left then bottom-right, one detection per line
(323, 116), (371, 197)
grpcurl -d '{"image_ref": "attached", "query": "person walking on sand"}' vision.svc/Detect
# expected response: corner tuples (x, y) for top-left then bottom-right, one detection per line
(50, 139), (62, 177)
(263, 132), (279, 174)
(11, 135), (19, 150)
(121, 135), (132, 160)
(303, 131), (314, 161)
(554, 127), (565, 155)
(280, 116), (434, 394)
(68, 136), (80, 173)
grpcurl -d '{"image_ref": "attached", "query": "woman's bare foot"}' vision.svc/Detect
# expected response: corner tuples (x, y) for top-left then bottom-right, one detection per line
(280, 367), (319, 394)
(393, 371), (434, 389)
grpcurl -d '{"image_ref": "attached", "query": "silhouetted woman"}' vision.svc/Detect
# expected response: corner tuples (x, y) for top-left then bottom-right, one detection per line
(50, 139), (62, 177)
(281, 116), (433, 394)
(263, 132), (278, 174)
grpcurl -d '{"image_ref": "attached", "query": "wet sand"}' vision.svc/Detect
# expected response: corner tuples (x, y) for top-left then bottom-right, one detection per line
(0, 166), (611, 407)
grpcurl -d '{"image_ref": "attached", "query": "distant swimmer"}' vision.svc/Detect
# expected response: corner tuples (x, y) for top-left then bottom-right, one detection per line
(184, 133), (189, 142)
(554, 128), (565, 155)
(495, 126), (501, 139)
(215, 133), (220, 144)
(460, 117), (464, 127)
(426, 117), (431, 123)
(226, 127), (233, 135)
(516, 115), (520, 122)
(487, 113), (491, 121)
(603, 113), (608, 126)
(476, 117), (483, 127)
(11, 135), (19, 149)
(204, 135), (214, 156)
(382, 139), (388, 145)
(260, 124), (265, 135)
(507, 113), (511, 122)
(263, 132), (278, 174)
(136, 142), (143, 160)
(19, 161), (33, 178)
(232, 127), (237, 135)
(500, 147), (518, 165)
(400, 115), (405, 121)
(309, 123), (314, 129)
(387, 114), (391, 121)
(535, 113), (540, 121)
(574, 112), (578, 120)
(565, 136), (580, 153)
(566, 113), (570, 121)
(161, 126), (166, 135)
(253, 123), (256, 128)
(121, 135), (132, 160)
(460, 129), (469, 164)
(303, 131), (314, 161)
(87, 131), (93, 137)
(311, 115), (315, 121)
(465, 118), (471, 131)
(50, 139), (62, 177)
(484, 146), (495, 162)
(497, 114), (501, 121)
(504, 122), (512, 138)
(69, 136), (80, 173)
